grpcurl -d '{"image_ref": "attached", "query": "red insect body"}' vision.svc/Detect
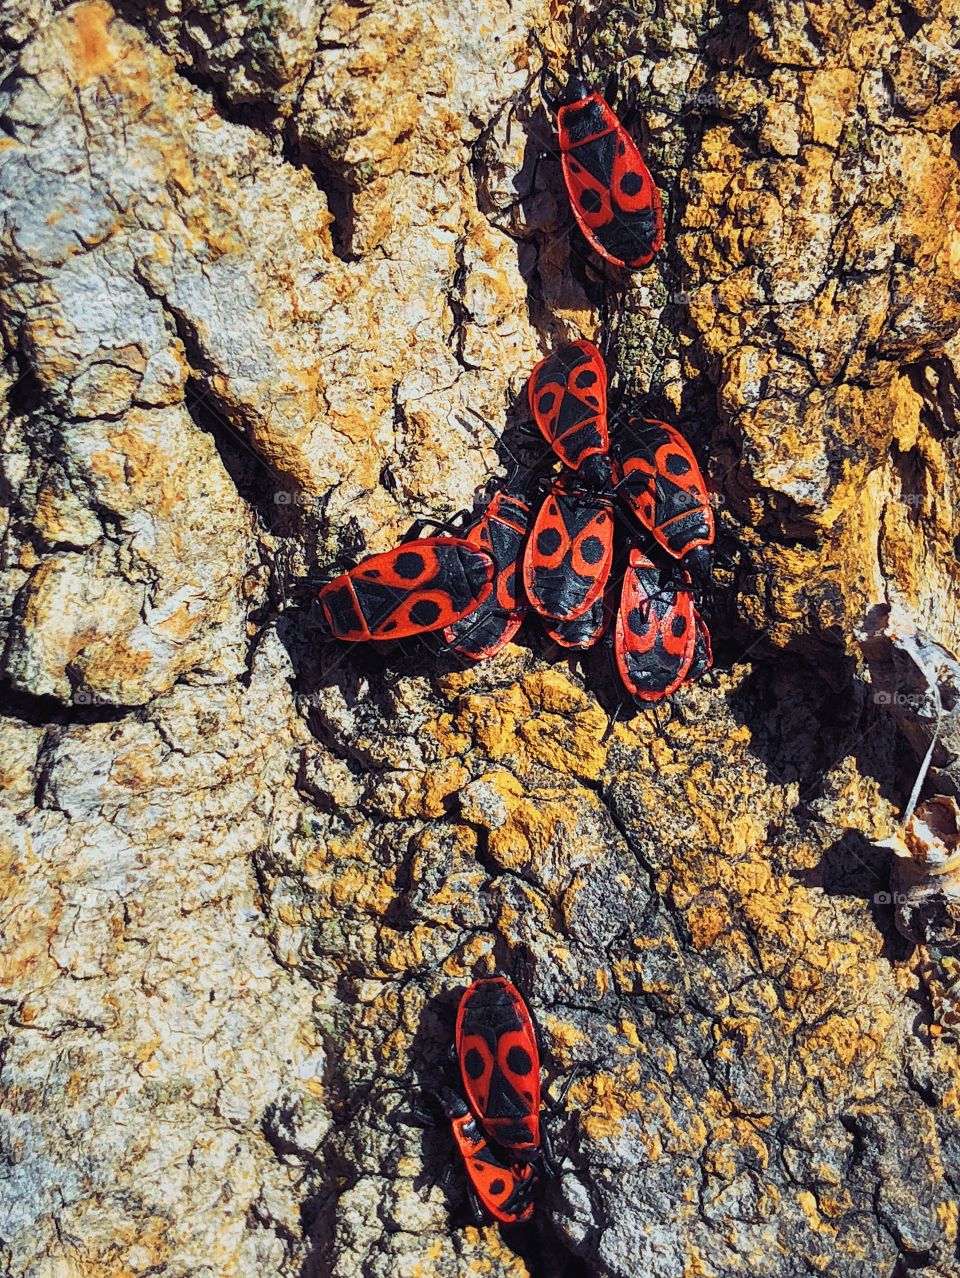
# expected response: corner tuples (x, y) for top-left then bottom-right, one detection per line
(527, 340), (609, 472)
(317, 537), (494, 641)
(523, 476), (614, 622)
(440, 1089), (536, 1225)
(614, 547), (702, 701)
(615, 418), (714, 562)
(556, 92), (663, 270)
(443, 492), (530, 660)
(456, 977), (542, 1160)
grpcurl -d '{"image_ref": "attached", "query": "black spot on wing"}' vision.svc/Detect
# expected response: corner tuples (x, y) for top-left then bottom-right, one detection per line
(580, 535), (605, 565)
(619, 169), (643, 196)
(537, 527), (562, 556)
(506, 1046), (533, 1076)
(409, 598), (441, 627)
(464, 1047), (486, 1079)
(393, 550), (424, 579)
(627, 606), (648, 637)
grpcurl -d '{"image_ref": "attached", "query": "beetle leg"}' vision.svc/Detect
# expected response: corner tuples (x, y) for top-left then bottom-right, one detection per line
(601, 699), (624, 743)
(530, 31), (563, 113)
(467, 1184), (486, 1226)
(403, 515), (461, 539)
(619, 84), (642, 132)
(539, 1124), (558, 1178)
(495, 145), (558, 224)
(402, 1088), (447, 1128)
(545, 1063), (588, 1116)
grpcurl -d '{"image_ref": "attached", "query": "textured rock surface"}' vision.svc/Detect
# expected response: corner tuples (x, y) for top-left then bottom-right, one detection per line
(2, 2), (960, 1277)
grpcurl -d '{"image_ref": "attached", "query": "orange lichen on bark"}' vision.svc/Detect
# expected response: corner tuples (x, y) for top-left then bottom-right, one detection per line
(66, 0), (116, 84)
(433, 670), (610, 781)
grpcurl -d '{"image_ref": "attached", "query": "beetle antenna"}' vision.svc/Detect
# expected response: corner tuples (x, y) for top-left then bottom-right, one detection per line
(458, 407), (524, 472)
(602, 698), (624, 742)
(569, 4), (648, 86)
(571, 4), (585, 78)
(578, 4), (647, 53)
(530, 29), (564, 110)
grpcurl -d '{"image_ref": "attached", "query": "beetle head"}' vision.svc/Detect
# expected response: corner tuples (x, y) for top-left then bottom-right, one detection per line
(559, 72), (591, 106)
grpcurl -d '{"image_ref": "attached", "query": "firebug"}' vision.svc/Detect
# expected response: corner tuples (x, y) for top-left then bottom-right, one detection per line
(523, 475), (614, 622)
(527, 340), (613, 488)
(317, 537), (494, 641)
(437, 1086), (537, 1225)
(614, 546), (709, 700)
(614, 416), (714, 580)
(541, 66), (664, 271)
(443, 491), (530, 660)
(456, 977), (543, 1161)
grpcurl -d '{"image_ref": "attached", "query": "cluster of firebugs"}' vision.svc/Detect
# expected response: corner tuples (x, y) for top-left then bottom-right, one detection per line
(319, 51), (719, 1223)
(317, 63), (717, 704)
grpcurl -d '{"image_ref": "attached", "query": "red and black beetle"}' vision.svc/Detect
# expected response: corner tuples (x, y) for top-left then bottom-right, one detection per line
(455, 976), (543, 1161)
(540, 62), (664, 271)
(317, 536), (495, 641)
(523, 474), (614, 623)
(437, 1086), (537, 1226)
(442, 491), (531, 660)
(527, 339), (613, 489)
(613, 546), (711, 701)
(409, 977), (582, 1225)
(614, 417), (715, 581)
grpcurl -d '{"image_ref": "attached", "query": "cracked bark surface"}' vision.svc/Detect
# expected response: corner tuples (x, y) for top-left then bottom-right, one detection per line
(1, 2), (960, 1277)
